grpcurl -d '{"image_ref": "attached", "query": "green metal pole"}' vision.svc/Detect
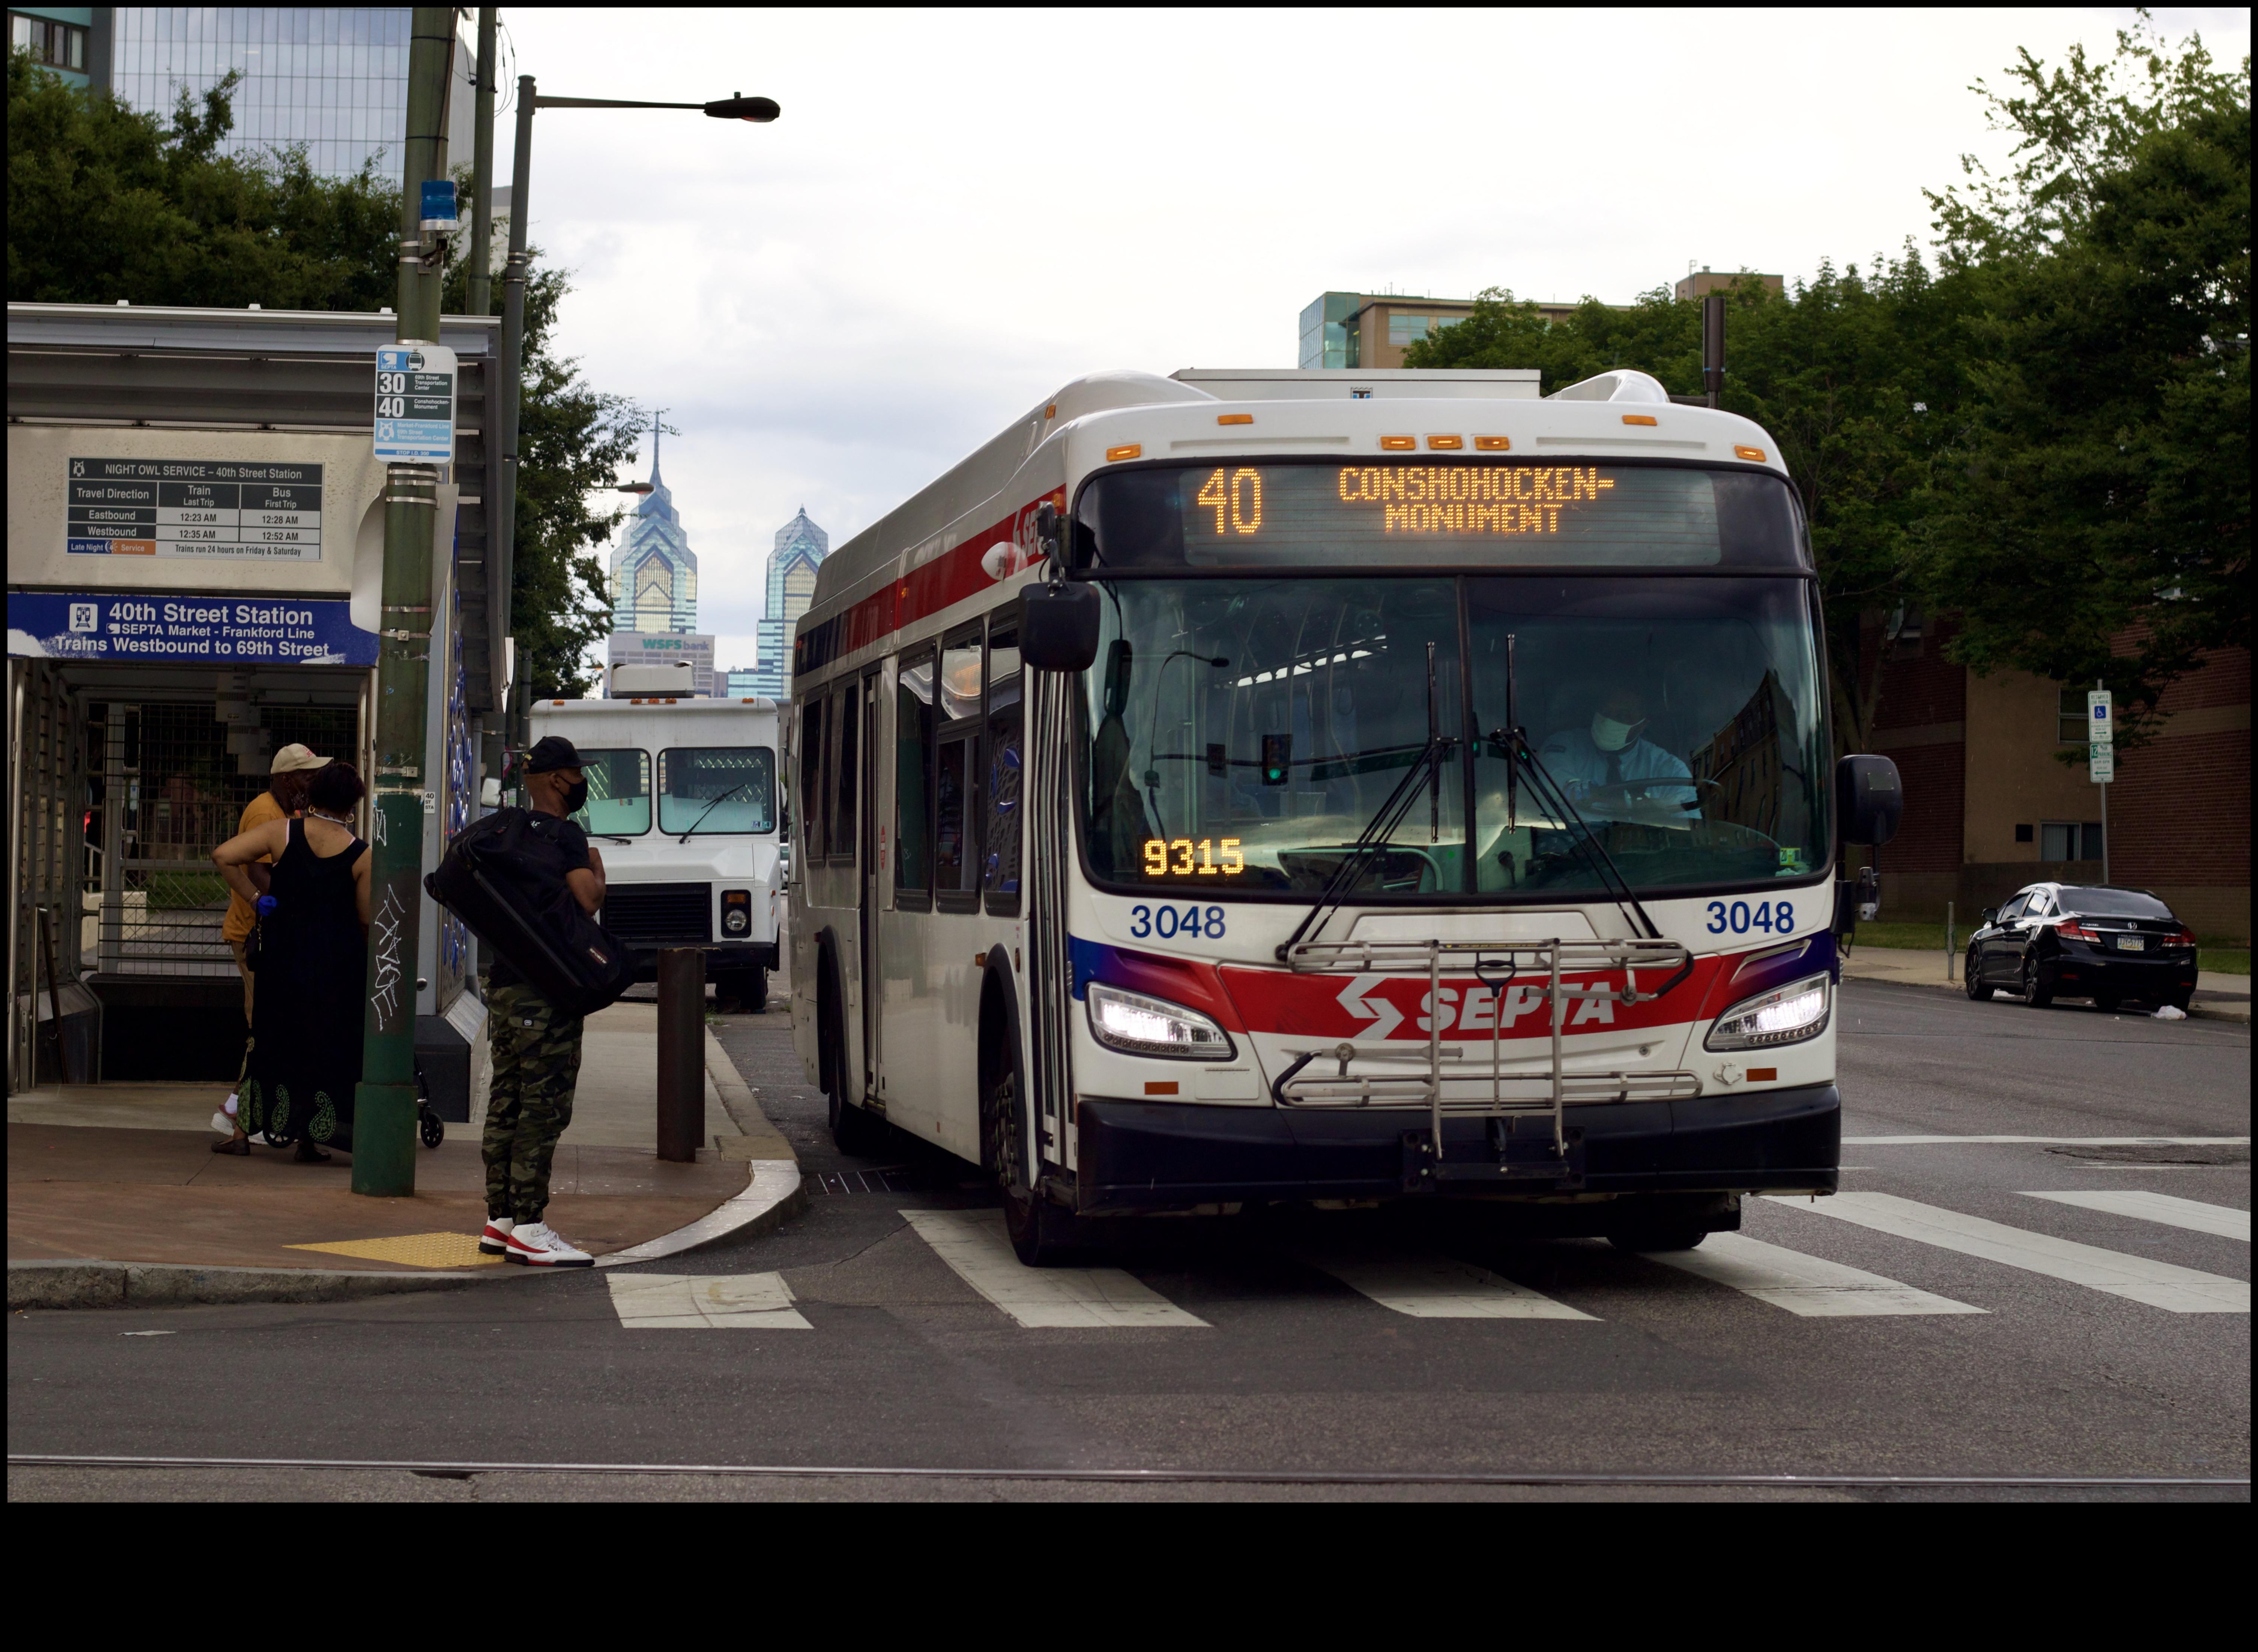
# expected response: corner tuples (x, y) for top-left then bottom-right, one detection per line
(467, 8), (497, 316)
(496, 73), (536, 772)
(353, 6), (458, 1198)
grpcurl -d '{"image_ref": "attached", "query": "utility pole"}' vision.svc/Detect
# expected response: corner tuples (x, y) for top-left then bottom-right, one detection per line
(468, 8), (497, 316)
(496, 71), (536, 792)
(353, 6), (457, 1198)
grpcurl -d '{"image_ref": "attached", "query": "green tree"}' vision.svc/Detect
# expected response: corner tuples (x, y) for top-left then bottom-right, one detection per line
(8, 50), (646, 700)
(1916, 18), (2250, 746)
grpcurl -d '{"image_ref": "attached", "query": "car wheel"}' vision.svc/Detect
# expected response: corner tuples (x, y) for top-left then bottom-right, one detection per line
(2020, 958), (2054, 1008)
(2094, 992), (2121, 1014)
(2167, 989), (2194, 1014)
(1964, 948), (1988, 1000)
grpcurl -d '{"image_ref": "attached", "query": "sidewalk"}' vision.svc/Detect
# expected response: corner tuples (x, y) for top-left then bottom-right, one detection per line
(8, 1000), (802, 1307)
(1842, 944), (2251, 1022)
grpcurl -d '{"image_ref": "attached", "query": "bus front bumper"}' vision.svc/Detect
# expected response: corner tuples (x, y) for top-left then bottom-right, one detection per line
(1074, 1085), (1839, 1213)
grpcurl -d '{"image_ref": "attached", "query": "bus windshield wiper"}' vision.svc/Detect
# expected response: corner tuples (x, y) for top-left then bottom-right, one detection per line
(676, 782), (748, 843)
(1272, 734), (1448, 962)
(1495, 729), (1663, 942)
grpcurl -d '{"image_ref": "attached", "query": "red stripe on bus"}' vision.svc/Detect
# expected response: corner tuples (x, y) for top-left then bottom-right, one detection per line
(818, 489), (1066, 660)
(1219, 958), (1737, 1042)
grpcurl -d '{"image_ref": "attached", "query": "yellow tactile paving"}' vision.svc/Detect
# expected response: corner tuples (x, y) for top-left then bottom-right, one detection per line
(285, 1231), (503, 1269)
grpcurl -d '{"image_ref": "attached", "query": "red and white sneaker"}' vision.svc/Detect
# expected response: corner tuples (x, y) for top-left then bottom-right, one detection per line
(503, 1221), (593, 1268)
(479, 1216), (515, 1255)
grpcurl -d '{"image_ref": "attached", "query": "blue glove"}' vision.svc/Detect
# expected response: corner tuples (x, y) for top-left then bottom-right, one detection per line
(255, 894), (278, 917)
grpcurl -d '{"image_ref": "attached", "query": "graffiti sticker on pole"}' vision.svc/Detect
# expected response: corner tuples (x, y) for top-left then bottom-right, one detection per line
(373, 342), (456, 463)
(2087, 688), (2114, 784)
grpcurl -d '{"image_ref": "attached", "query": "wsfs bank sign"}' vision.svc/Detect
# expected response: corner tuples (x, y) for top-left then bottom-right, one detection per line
(6, 591), (378, 665)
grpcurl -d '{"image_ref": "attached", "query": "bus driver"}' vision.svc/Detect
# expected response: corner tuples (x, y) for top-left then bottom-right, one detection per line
(1535, 687), (1697, 823)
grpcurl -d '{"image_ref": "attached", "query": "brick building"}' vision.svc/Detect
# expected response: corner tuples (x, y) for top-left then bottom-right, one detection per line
(1865, 619), (2250, 943)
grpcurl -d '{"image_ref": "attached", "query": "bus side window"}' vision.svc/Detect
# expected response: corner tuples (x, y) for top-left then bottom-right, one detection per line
(935, 628), (984, 908)
(798, 695), (826, 860)
(831, 681), (859, 864)
(896, 652), (935, 901)
(984, 617), (1022, 914)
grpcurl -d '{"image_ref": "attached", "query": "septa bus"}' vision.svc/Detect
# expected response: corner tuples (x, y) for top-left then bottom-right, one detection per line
(788, 367), (1901, 1264)
(531, 688), (784, 1011)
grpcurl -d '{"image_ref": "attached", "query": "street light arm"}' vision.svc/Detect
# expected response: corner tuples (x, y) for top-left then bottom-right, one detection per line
(534, 94), (780, 121)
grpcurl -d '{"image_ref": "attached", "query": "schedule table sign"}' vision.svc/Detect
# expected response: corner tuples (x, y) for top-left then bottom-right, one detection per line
(66, 457), (324, 560)
(373, 342), (457, 463)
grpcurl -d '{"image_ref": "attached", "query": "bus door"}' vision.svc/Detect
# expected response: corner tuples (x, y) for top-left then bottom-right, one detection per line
(858, 668), (883, 1104)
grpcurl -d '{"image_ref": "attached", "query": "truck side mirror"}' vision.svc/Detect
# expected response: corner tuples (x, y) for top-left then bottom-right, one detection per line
(1836, 753), (1902, 847)
(1019, 581), (1099, 672)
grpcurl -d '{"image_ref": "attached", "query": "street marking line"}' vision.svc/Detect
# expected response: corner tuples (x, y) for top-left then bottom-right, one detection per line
(1302, 1252), (1596, 1319)
(1765, 1193), (2250, 1314)
(899, 1209), (1208, 1328)
(1842, 1136), (2249, 1146)
(606, 1271), (811, 1329)
(2020, 1191), (2250, 1243)
(1649, 1232), (1985, 1317)
(285, 1232), (501, 1268)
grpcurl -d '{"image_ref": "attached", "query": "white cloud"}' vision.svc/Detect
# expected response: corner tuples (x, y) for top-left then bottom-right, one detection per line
(498, 5), (2251, 672)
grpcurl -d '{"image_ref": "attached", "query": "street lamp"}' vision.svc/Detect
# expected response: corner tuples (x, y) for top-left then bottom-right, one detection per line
(493, 77), (779, 762)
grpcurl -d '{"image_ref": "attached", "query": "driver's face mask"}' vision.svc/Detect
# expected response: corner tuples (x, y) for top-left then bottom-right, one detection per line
(1590, 713), (1644, 753)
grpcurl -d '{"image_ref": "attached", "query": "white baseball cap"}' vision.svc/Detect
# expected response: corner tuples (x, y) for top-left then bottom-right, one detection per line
(269, 743), (329, 774)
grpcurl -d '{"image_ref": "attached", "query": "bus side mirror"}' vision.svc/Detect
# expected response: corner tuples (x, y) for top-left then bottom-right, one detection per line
(1019, 581), (1099, 672)
(1836, 754), (1902, 847)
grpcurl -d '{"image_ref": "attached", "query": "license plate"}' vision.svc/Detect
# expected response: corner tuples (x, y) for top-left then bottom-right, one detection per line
(2117, 935), (2145, 951)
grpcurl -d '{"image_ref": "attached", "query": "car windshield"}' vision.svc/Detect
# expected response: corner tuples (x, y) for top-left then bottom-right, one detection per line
(1078, 575), (1828, 897)
(568, 747), (650, 836)
(2058, 887), (2176, 919)
(659, 746), (776, 835)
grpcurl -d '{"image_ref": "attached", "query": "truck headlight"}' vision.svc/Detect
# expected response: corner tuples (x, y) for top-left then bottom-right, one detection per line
(1705, 972), (1830, 1051)
(1085, 981), (1235, 1061)
(721, 888), (751, 936)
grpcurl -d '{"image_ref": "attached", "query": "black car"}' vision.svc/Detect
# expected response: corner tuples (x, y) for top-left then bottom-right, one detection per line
(1965, 882), (2199, 1011)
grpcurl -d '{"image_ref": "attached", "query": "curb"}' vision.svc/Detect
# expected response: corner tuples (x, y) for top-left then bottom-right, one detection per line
(595, 1159), (806, 1267)
(1843, 963), (2250, 1024)
(7, 1259), (498, 1313)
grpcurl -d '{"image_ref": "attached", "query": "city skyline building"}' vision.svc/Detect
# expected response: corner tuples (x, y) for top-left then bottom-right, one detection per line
(607, 432), (700, 637)
(746, 507), (828, 701)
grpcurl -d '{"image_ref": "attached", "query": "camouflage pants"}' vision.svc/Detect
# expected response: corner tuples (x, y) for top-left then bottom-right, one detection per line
(484, 980), (585, 1223)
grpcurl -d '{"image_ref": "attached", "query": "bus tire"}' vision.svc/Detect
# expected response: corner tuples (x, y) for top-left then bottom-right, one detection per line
(981, 971), (1074, 1267)
(717, 967), (768, 1015)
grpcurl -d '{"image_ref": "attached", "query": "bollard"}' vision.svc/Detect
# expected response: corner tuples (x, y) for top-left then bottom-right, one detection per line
(1945, 901), (1956, 982)
(656, 947), (706, 1163)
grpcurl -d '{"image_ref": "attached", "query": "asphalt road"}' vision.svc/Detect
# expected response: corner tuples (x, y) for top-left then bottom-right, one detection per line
(10, 980), (2248, 1502)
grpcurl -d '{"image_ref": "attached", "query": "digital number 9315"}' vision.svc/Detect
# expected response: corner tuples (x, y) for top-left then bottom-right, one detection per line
(1143, 837), (1243, 876)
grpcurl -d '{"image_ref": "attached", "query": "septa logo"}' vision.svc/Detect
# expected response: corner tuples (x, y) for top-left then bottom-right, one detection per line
(1336, 973), (1403, 1040)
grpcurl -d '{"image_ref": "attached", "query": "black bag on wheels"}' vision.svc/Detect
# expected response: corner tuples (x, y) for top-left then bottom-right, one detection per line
(424, 808), (635, 1017)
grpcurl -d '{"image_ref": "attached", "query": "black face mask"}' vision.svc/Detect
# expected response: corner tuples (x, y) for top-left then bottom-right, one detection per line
(561, 778), (590, 815)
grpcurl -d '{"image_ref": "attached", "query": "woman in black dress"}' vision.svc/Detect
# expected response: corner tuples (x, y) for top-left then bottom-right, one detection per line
(212, 761), (372, 1161)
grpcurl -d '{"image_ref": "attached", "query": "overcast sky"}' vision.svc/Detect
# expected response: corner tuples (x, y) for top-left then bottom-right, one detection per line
(494, 6), (2251, 677)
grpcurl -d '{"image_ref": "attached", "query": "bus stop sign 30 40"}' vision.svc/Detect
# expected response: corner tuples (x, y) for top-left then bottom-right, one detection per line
(373, 343), (456, 464)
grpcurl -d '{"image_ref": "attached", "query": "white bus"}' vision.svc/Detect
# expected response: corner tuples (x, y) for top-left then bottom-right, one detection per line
(789, 367), (1900, 1263)
(532, 693), (784, 1011)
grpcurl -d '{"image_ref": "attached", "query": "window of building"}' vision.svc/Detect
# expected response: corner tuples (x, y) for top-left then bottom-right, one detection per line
(984, 616), (1022, 915)
(2057, 688), (2091, 746)
(895, 652), (934, 903)
(1386, 313), (1465, 347)
(2040, 822), (2104, 861)
(11, 12), (88, 70)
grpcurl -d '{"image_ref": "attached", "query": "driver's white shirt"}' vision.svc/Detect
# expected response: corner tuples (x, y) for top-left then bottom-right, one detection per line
(1534, 727), (1698, 820)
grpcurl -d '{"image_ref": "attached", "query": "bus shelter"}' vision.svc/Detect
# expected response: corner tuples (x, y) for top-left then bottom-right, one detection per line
(6, 302), (504, 1111)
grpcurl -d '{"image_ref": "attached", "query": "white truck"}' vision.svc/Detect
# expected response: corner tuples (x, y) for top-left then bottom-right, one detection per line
(529, 686), (784, 1011)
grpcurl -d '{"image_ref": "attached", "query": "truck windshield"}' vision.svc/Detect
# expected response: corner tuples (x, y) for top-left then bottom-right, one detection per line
(1078, 575), (1827, 897)
(569, 748), (651, 836)
(659, 746), (777, 835)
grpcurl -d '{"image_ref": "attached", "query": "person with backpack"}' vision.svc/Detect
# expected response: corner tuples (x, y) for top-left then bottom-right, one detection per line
(479, 736), (607, 1267)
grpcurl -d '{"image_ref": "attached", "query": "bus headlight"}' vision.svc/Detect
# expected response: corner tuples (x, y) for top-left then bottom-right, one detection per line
(1086, 981), (1235, 1062)
(721, 889), (751, 936)
(1705, 972), (1830, 1051)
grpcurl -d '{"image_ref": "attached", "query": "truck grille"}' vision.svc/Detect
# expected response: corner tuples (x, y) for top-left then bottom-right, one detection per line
(601, 882), (710, 946)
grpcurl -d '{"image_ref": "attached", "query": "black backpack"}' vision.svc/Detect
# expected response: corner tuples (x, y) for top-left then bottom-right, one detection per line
(425, 808), (636, 1017)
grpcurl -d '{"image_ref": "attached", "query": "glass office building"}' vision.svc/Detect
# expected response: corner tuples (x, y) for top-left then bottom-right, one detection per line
(106, 8), (475, 185)
(748, 508), (828, 701)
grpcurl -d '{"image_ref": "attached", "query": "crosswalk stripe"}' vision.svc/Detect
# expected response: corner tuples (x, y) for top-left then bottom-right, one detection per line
(607, 1272), (812, 1329)
(1765, 1193), (2251, 1314)
(1304, 1252), (1595, 1319)
(899, 1209), (1209, 1329)
(2020, 1191), (2251, 1243)
(1649, 1232), (1985, 1317)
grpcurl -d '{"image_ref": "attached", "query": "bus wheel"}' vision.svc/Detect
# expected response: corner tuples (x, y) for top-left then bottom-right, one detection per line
(985, 1041), (1074, 1268)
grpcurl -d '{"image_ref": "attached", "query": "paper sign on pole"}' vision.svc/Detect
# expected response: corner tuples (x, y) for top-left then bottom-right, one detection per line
(373, 342), (457, 464)
(2087, 688), (2114, 784)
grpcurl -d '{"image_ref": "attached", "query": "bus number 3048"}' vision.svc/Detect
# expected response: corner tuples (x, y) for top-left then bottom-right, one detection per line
(1129, 904), (1227, 940)
(1706, 899), (1796, 936)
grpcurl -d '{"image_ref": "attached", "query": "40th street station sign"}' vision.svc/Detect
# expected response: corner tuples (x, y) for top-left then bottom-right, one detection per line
(373, 342), (456, 464)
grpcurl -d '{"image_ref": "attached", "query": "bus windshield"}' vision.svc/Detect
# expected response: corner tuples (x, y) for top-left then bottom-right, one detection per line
(659, 746), (777, 835)
(1079, 575), (1827, 897)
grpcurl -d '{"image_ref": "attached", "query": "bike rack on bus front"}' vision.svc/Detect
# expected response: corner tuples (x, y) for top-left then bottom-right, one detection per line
(1270, 936), (1698, 1192)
